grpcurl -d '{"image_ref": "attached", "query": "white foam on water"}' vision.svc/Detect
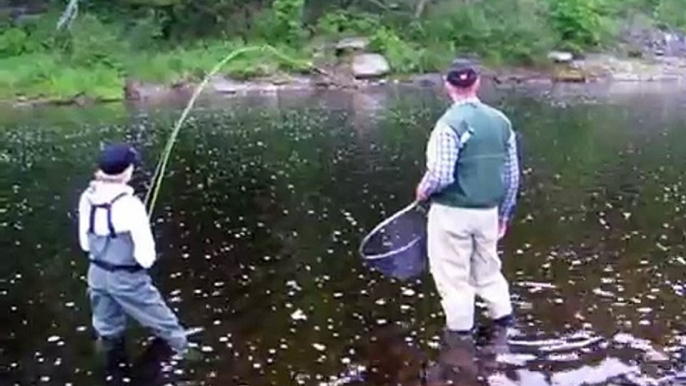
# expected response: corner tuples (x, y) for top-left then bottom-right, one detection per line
(46, 336), (60, 343)
(551, 357), (639, 386)
(291, 309), (307, 321)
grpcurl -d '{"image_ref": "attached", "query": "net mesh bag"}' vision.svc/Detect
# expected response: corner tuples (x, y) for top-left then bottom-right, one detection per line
(359, 203), (428, 281)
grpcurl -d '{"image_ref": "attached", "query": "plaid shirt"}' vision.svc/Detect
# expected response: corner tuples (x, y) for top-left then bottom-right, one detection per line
(418, 99), (520, 222)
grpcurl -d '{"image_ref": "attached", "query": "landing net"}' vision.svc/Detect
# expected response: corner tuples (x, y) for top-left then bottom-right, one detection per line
(359, 202), (427, 281)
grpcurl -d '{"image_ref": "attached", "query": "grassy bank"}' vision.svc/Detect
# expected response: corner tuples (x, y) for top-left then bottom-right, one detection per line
(1, 0), (684, 102)
(0, 12), (313, 101)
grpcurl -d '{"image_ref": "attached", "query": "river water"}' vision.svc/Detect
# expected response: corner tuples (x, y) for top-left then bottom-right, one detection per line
(1, 84), (686, 386)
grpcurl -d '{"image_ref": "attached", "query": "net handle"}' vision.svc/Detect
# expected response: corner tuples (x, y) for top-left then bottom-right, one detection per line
(359, 201), (424, 259)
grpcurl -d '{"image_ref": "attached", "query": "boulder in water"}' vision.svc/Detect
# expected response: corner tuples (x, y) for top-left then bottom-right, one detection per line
(548, 51), (574, 63)
(208, 75), (242, 94)
(352, 53), (391, 79)
(335, 37), (370, 55)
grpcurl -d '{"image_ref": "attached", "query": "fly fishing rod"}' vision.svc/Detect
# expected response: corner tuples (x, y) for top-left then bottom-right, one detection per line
(143, 45), (327, 216)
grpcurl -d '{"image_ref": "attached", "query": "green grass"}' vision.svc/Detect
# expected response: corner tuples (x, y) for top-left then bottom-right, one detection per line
(0, 40), (312, 101)
(0, 54), (121, 101)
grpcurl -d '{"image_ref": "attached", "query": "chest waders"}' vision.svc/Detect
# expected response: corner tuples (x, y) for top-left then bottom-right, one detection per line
(85, 192), (188, 356)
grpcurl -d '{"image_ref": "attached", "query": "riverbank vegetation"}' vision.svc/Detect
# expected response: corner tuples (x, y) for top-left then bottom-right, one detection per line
(1, 0), (684, 101)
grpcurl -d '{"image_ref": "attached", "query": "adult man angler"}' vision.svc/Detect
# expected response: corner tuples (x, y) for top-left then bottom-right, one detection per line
(416, 60), (520, 335)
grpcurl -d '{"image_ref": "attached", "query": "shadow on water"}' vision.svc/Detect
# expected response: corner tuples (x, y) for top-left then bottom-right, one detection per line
(1, 85), (686, 386)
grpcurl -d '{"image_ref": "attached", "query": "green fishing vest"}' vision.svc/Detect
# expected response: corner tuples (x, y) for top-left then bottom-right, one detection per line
(432, 101), (512, 209)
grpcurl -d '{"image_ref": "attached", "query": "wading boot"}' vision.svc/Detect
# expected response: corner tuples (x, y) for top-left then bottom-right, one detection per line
(95, 336), (130, 385)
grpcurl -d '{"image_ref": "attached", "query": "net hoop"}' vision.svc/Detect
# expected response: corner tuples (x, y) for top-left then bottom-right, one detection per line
(359, 201), (426, 261)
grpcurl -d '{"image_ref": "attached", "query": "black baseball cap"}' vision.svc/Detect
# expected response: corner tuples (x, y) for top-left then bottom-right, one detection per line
(445, 59), (479, 88)
(98, 143), (139, 175)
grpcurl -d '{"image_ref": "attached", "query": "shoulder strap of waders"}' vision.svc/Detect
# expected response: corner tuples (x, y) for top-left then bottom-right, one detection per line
(88, 192), (130, 238)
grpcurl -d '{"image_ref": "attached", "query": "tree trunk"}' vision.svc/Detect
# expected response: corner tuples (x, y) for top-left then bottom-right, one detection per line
(414, 0), (430, 18)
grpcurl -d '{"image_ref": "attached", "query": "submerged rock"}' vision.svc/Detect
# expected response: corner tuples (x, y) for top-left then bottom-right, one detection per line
(551, 66), (588, 83)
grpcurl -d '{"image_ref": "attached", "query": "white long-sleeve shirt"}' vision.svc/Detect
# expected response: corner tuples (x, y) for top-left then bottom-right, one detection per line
(78, 181), (157, 269)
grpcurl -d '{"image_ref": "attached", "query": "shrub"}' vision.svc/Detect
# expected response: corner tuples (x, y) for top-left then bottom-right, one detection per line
(369, 27), (426, 73)
(421, 0), (554, 64)
(64, 14), (127, 69)
(548, 0), (604, 47)
(126, 11), (166, 50)
(272, 0), (307, 44)
(0, 28), (32, 57)
(655, 0), (686, 30)
(315, 10), (381, 37)
(0, 11), (60, 58)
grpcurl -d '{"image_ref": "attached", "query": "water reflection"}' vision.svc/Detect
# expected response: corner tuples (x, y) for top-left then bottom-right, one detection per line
(2, 87), (686, 385)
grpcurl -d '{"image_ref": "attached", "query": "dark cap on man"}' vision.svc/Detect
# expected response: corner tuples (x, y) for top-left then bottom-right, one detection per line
(98, 143), (139, 175)
(445, 59), (479, 89)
